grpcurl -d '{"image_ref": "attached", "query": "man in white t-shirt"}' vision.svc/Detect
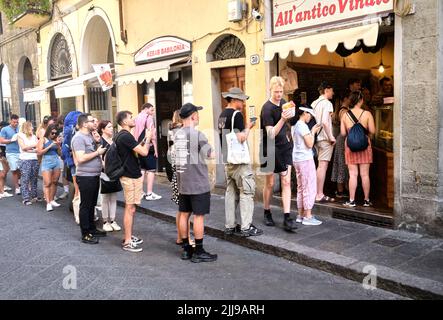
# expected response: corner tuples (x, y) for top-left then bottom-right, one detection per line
(311, 81), (336, 203)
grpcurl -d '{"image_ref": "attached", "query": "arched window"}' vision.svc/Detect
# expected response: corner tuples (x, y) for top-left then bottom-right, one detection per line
(50, 33), (72, 80)
(209, 35), (246, 61)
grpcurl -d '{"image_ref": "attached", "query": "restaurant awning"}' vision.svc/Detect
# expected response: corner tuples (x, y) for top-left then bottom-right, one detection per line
(116, 56), (190, 86)
(23, 78), (70, 102)
(264, 22), (380, 62)
(54, 73), (98, 99)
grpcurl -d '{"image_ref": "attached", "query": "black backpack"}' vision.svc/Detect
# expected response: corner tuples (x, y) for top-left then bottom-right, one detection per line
(104, 132), (128, 181)
(346, 111), (369, 152)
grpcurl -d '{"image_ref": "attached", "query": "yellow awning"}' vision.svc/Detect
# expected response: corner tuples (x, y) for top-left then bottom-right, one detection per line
(116, 56), (190, 86)
(264, 22), (380, 62)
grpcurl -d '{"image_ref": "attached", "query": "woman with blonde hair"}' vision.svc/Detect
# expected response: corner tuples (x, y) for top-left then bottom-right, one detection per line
(17, 121), (39, 205)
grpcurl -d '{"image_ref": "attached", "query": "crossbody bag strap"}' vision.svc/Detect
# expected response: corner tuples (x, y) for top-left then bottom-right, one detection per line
(347, 110), (359, 124)
(114, 131), (130, 167)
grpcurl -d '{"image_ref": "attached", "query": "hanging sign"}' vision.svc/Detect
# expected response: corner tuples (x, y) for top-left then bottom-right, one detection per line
(135, 36), (191, 64)
(272, 0), (393, 36)
(92, 64), (113, 92)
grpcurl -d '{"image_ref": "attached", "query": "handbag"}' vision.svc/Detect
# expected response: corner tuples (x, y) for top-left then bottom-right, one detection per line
(226, 110), (251, 164)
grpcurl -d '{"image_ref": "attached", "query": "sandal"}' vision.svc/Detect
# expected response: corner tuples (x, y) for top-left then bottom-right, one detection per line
(316, 195), (336, 203)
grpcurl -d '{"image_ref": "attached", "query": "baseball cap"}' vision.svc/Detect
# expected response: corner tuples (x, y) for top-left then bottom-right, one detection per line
(221, 87), (249, 101)
(299, 106), (316, 117)
(179, 103), (203, 119)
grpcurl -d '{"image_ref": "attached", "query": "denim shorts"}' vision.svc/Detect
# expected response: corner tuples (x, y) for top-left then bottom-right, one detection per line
(41, 154), (61, 172)
(6, 153), (20, 171)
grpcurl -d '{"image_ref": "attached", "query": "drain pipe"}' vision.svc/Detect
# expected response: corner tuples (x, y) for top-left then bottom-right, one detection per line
(119, 0), (128, 45)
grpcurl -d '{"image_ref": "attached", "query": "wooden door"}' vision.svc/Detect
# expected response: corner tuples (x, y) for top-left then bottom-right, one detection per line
(220, 66), (246, 119)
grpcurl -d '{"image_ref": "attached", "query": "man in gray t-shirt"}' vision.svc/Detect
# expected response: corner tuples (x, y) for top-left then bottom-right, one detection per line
(175, 103), (217, 263)
(71, 113), (107, 244)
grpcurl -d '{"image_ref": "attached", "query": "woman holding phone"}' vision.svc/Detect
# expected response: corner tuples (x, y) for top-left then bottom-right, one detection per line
(98, 120), (122, 232)
(37, 124), (62, 212)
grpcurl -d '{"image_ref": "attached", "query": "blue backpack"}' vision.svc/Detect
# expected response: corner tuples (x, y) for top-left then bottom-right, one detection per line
(346, 111), (369, 152)
(61, 111), (82, 168)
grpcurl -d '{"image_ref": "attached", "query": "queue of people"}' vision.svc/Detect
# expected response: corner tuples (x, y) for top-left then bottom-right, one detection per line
(0, 74), (375, 264)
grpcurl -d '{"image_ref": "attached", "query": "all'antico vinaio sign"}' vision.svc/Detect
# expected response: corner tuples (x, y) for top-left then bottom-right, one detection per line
(272, 0), (393, 35)
(135, 36), (191, 64)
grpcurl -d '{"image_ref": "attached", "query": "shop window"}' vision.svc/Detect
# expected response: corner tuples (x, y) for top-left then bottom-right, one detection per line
(1, 100), (11, 122)
(87, 87), (108, 111)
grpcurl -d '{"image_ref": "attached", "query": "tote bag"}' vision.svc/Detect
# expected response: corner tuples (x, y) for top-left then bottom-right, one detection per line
(226, 111), (251, 164)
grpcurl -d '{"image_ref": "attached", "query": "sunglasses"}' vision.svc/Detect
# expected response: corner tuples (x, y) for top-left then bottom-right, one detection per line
(50, 131), (58, 135)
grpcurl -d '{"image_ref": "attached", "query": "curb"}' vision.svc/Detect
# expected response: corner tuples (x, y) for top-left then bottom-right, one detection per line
(117, 199), (443, 300)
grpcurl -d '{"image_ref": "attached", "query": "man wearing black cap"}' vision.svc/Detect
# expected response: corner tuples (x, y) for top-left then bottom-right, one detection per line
(218, 87), (263, 237)
(312, 81), (336, 203)
(175, 103), (217, 263)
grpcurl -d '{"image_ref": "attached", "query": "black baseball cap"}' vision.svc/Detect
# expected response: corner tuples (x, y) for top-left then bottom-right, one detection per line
(179, 103), (203, 119)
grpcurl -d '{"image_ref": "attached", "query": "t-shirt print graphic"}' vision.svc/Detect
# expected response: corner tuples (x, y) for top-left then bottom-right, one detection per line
(174, 129), (189, 173)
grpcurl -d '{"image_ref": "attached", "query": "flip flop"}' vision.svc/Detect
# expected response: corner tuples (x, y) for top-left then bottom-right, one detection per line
(316, 195), (336, 203)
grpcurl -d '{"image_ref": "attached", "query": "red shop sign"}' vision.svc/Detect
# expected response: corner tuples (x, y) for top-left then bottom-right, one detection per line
(135, 36), (191, 64)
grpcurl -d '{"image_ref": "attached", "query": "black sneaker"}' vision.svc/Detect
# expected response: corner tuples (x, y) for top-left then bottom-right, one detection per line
(82, 233), (99, 244)
(344, 200), (356, 207)
(191, 249), (217, 263)
(224, 224), (241, 236)
(363, 200), (373, 207)
(236, 224), (264, 237)
(91, 229), (107, 237)
(264, 213), (275, 226)
(283, 217), (297, 232)
(181, 245), (194, 260)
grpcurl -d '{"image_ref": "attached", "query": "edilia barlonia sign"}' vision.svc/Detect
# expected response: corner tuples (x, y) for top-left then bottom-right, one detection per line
(272, 0), (393, 36)
(134, 36), (191, 64)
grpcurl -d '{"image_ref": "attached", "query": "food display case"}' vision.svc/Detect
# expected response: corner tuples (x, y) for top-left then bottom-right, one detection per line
(374, 97), (394, 152)
(371, 97), (394, 210)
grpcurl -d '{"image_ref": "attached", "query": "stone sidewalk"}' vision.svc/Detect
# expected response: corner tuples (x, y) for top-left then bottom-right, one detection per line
(118, 182), (443, 300)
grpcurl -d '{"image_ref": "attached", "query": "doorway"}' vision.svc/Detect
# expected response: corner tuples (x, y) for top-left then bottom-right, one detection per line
(155, 72), (182, 172)
(215, 66), (246, 187)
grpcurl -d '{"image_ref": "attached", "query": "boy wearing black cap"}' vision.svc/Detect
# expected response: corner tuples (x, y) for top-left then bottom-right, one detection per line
(175, 103), (217, 263)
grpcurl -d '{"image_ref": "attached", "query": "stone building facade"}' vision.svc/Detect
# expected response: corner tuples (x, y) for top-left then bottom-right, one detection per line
(0, 12), (39, 122)
(394, 0), (443, 235)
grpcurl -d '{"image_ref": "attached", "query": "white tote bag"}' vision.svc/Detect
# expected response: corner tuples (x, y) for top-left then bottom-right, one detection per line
(226, 111), (251, 164)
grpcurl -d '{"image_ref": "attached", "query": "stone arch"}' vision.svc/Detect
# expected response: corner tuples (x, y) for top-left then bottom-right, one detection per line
(17, 56), (34, 116)
(80, 8), (117, 74)
(207, 34), (246, 62)
(0, 64), (12, 121)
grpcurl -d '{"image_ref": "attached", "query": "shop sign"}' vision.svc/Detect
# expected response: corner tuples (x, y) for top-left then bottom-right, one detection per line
(135, 36), (191, 64)
(272, 0), (393, 36)
(92, 64), (113, 92)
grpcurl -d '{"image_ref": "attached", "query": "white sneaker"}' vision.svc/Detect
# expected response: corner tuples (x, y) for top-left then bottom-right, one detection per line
(46, 204), (53, 212)
(145, 192), (162, 201)
(0, 192), (13, 198)
(302, 216), (323, 226)
(95, 206), (102, 211)
(55, 191), (69, 200)
(50, 200), (61, 207)
(296, 215), (303, 223)
(110, 221), (122, 231)
(15, 188), (21, 195)
(102, 222), (113, 232)
(4, 186), (12, 191)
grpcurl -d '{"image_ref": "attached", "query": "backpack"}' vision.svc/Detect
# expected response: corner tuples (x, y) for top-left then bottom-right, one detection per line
(61, 111), (82, 168)
(346, 111), (369, 152)
(104, 132), (128, 181)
